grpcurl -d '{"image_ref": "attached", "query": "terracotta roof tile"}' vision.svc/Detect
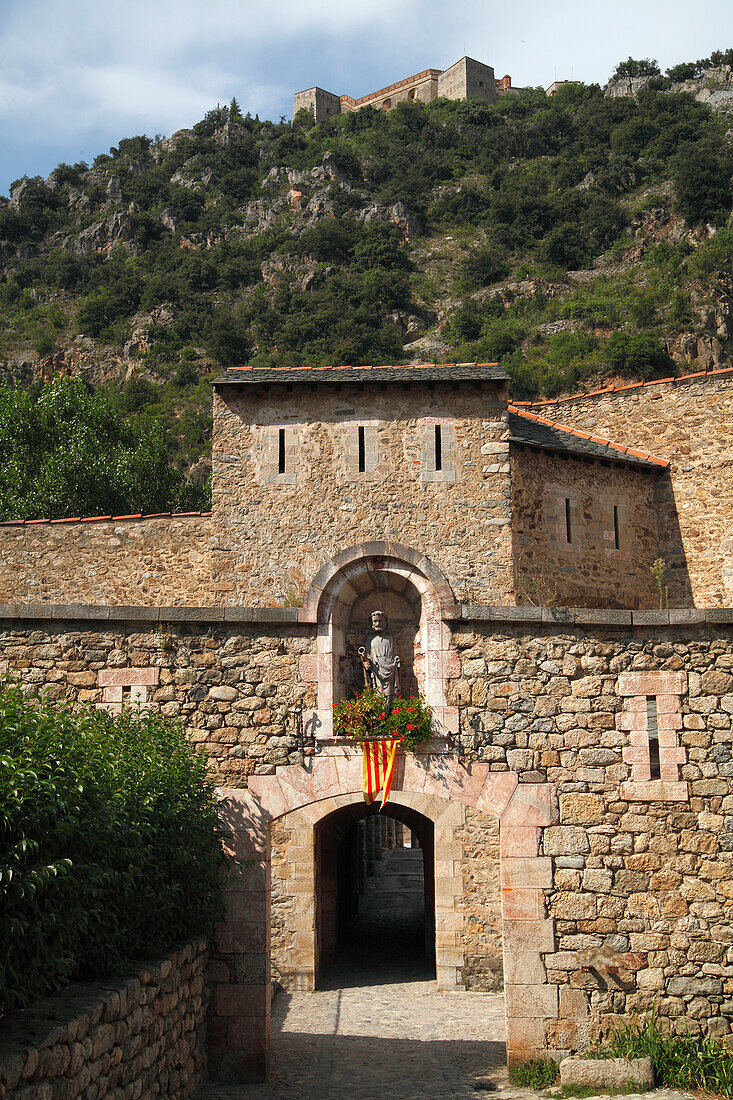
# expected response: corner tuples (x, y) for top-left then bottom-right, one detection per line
(523, 367), (733, 407)
(507, 406), (669, 469)
(0, 511), (211, 528)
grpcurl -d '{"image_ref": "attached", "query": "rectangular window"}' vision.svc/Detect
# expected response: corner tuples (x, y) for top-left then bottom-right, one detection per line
(646, 696), (661, 779)
(613, 505), (620, 550)
(434, 424), (442, 472)
(278, 428), (286, 474)
(565, 497), (572, 544)
(358, 425), (365, 473)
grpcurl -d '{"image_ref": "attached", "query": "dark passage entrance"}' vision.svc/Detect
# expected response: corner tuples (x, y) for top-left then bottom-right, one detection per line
(315, 804), (435, 987)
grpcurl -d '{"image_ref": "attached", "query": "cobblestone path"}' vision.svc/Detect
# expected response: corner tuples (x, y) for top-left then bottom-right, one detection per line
(200, 978), (508, 1099)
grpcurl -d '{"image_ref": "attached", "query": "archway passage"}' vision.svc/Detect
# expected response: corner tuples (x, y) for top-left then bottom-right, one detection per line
(315, 802), (436, 987)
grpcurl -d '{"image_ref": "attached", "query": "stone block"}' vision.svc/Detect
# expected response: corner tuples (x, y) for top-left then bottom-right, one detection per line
(559, 793), (604, 825)
(501, 782), (556, 827)
(98, 666), (160, 688)
(500, 826), (540, 858)
(506, 1016), (547, 1058)
(503, 919), (555, 955)
(560, 1057), (654, 1090)
(502, 888), (545, 921)
(617, 671), (686, 696)
(620, 780), (689, 802)
(501, 857), (553, 890)
(503, 948), (546, 985)
(505, 983), (558, 1020)
(543, 825), (589, 855)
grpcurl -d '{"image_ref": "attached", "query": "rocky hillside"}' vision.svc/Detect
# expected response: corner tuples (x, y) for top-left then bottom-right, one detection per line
(1, 68), (732, 478)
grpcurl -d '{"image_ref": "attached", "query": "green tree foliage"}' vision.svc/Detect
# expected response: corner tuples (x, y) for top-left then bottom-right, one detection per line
(0, 380), (208, 519)
(0, 683), (223, 1012)
(612, 57), (661, 81)
(671, 137), (733, 226)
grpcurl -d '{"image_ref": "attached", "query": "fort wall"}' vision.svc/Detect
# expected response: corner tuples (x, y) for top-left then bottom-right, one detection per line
(0, 513), (212, 607)
(511, 447), (661, 608)
(211, 380), (515, 606)
(520, 371), (733, 608)
(2, 607), (733, 1053)
(0, 939), (208, 1099)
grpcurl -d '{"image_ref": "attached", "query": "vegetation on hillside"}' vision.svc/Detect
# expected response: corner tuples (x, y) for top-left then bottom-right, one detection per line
(1, 62), (732, 514)
(0, 684), (223, 1012)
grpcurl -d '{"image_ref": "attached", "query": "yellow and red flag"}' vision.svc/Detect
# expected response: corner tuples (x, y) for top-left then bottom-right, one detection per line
(362, 738), (401, 808)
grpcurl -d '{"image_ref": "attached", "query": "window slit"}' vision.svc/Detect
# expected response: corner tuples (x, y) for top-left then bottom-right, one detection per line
(647, 697), (661, 779)
(435, 424), (442, 472)
(613, 505), (620, 550)
(358, 425), (365, 473)
(565, 497), (572, 543)
(278, 428), (286, 474)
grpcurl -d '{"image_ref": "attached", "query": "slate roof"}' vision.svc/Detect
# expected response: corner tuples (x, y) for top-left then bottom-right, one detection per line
(507, 408), (670, 470)
(214, 362), (508, 385)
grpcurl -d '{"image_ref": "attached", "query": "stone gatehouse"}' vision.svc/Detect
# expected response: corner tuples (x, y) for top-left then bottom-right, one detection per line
(0, 363), (732, 1081)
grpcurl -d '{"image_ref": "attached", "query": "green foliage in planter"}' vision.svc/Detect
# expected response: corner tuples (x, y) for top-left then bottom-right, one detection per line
(0, 684), (223, 1014)
(332, 689), (433, 749)
(595, 1011), (733, 1097)
(508, 1057), (559, 1088)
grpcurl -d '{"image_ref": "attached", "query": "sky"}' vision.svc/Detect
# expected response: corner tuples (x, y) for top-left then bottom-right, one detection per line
(1, 0), (733, 196)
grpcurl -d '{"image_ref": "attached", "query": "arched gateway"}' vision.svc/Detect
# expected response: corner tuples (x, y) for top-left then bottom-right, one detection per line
(208, 546), (559, 1082)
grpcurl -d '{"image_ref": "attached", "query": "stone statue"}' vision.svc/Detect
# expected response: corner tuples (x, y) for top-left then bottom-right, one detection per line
(359, 610), (401, 709)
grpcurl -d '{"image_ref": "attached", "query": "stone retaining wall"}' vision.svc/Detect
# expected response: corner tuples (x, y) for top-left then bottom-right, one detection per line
(0, 514), (212, 607)
(0, 939), (208, 1100)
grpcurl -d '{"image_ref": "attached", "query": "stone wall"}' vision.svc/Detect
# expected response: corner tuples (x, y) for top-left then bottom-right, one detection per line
(4, 606), (733, 1050)
(211, 380), (514, 605)
(455, 807), (503, 990)
(0, 610), (312, 787)
(437, 57), (497, 102)
(520, 372), (733, 607)
(511, 448), (661, 608)
(0, 513), (212, 607)
(0, 939), (208, 1099)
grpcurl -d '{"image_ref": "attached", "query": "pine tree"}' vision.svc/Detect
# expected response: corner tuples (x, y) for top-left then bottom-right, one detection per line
(229, 96), (243, 123)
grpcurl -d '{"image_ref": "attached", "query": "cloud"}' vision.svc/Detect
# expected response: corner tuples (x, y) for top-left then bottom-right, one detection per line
(1, 0), (733, 192)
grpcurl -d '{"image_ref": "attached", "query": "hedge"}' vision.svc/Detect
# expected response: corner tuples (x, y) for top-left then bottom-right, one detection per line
(0, 683), (223, 1014)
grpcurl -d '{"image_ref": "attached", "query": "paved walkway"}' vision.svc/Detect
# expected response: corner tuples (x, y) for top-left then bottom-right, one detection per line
(200, 978), (508, 1099)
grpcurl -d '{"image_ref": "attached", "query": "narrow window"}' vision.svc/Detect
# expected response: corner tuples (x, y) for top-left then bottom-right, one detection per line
(565, 497), (572, 544)
(278, 428), (286, 474)
(613, 505), (620, 550)
(434, 424), (443, 472)
(358, 425), (365, 473)
(647, 697), (661, 779)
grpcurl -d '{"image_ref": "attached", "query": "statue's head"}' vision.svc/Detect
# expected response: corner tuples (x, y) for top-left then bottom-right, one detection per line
(370, 609), (388, 632)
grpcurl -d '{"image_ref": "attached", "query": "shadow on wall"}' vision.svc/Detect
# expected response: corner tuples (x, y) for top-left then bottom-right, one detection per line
(655, 469), (694, 608)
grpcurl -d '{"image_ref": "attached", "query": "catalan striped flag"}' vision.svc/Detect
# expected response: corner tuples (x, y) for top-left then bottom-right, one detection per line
(362, 738), (401, 808)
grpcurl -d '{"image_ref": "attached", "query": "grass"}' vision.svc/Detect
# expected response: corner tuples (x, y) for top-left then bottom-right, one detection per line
(593, 1011), (733, 1098)
(509, 1058), (559, 1089)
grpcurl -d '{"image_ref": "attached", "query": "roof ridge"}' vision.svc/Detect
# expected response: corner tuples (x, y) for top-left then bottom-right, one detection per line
(0, 511), (212, 528)
(513, 366), (733, 407)
(225, 361), (500, 372)
(507, 405), (670, 468)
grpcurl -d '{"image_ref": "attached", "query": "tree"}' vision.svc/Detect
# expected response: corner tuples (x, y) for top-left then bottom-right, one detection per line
(672, 137), (733, 227)
(612, 57), (661, 81)
(0, 379), (204, 520)
(229, 97), (243, 122)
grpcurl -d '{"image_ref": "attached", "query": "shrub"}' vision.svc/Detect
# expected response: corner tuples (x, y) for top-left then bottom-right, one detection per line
(599, 1011), (733, 1098)
(508, 1058), (559, 1088)
(0, 684), (223, 1013)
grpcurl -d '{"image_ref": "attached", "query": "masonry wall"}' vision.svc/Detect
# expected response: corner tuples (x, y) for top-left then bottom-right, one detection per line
(211, 380), (514, 606)
(511, 448), (661, 608)
(521, 372), (733, 608)
(0, 514), (212, 606)
(437, 57), (497, 102)
(3, 609), (733, 1049)
(0, 939), (208, 1099)
(455, 808), (503, 990)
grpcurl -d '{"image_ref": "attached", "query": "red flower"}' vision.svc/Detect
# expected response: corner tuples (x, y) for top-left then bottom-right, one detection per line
(392, 709), (399, 715)
(407, 724), (414, 730)
(393, 729), (399, 735)
(407, 707), (415, 712)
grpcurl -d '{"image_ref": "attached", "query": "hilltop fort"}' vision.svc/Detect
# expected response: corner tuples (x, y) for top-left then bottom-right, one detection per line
(294, 56), (520, 122)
